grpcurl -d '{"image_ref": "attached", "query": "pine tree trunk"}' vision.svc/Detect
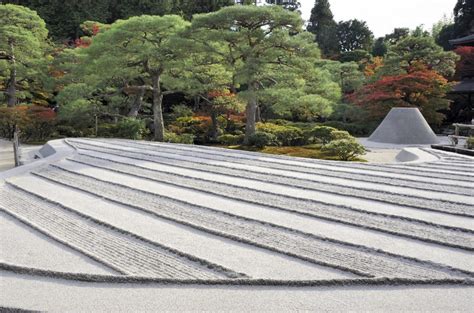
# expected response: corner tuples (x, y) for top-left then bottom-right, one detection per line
(128, 88), (145, 117)
(152, 73), (165, 142)
(210, 110), (219, 141)
(243, 82), (258, 145)
(6, 42), (17, 107)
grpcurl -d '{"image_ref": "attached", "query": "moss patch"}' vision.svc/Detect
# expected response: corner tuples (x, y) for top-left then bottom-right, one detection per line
(221, 144), (366, 162)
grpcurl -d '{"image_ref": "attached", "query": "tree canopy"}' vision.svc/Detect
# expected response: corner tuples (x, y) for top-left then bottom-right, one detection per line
(190, 5), (338, 143)
(306, 0), (339, 57)
(384, 35), (459, 77)
(453, 0), (474, 37)
(337, 19), (374, 52)
(60, 15), (191, 141)
(3, 0), (234, 40)
(0, 4), (51, 107)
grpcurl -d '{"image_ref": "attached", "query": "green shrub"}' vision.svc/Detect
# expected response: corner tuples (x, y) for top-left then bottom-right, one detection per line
(322, 139), (366, 161)
(268, 119), (290, 126)
(114, 118), (147, 140)
(170, 104), (193, 119)
(217, 134), (245, 146)
(56, 125), (86, 137)
(467, 137), (474, 150)
(164, 132), (195, 144)
(248, 131), (279, 148)
(320, 121), (377, 137)
(330, 130), (353, 141)
(257, 123), (305, 146)
(311, 126), (337, 145)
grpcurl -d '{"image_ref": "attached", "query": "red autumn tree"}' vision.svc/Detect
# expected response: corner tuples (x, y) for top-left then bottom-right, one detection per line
(349, 65), (450, 125)
(453, 46), (474, 81)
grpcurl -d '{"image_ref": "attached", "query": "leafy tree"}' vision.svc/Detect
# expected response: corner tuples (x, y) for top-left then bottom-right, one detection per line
(4, 0), (112, 40)
(190, 5), (335, 144)
(384, 35), (459, 77)
(6, 0), (233, 40)
(337, 19), (374, 53)
(339, 49), (372, 63)
(384, 28), (410, 45)
(306, 0), (339, 57)
(454, 46), (474, 81)
(0, 4), (51, 107)
(62, 15), (191, 141)
(349, 65), (451, 125)
(432, 15), (453, 40)
(436, 24), (456, 50)
(372, 37), (387, 57)
(169, 0), (235, 19)
(259, 64), (341, 122)
(316, 60), (364, 94)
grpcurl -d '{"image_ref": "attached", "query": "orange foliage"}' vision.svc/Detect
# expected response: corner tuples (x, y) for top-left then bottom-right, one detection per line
(349, 65), (450, 125)
(364, 56), (384, 77)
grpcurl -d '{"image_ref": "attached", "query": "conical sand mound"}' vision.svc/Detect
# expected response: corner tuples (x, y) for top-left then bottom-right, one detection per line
(368, 108), (440, 144)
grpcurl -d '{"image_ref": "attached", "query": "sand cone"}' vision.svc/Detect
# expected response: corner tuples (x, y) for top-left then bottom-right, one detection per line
(368, 107), (439, 144)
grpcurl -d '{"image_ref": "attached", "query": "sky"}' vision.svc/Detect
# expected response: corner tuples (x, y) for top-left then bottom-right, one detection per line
(299, 0), (457, 38)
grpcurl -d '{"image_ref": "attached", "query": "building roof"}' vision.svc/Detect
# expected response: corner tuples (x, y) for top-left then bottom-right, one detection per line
(450, 79), (474, 94)
(449, 34), (474, 47)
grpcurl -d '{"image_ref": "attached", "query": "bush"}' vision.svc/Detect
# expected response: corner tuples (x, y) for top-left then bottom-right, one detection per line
(56, 125), (86, 138)
(0, 105), (56, 142)
(257, 123), (305, 146)
(97, 118), (147, 140)
(467, 137), (474, 150)
(321, 121), (377, 137)
(311, 126), (337, 145)
(330, 130), (353, 141)
(248, 131), (279, 148)
(217, 134), (245, 146)
(322, 139), (366, 161)
(114, 118), (147, 140)
(170, 104), (193, 119)
(164, 132), (195, 144)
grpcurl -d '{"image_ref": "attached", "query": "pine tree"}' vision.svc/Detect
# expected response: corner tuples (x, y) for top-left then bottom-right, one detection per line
(454, 0), (474, 37)
(306, 0), (339, 57)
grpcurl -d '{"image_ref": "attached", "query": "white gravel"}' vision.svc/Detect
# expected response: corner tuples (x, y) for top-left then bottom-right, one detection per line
(1, 138), (473, 311)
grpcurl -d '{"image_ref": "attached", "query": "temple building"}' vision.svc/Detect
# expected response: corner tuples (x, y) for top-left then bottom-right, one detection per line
(449, 33), (474, 122)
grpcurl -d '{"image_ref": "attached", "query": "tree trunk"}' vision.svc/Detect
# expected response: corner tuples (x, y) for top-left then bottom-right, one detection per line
(210, 110), (219, 141)
(243, 82), (258, 145)
(152, 73), (165, 141)
(128, 88), (145, 117)
(255, 105), (261, 123)
(6, 42), (17, 107)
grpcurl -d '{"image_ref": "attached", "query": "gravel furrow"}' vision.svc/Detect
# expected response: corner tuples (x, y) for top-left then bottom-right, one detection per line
(0, 186), (230, 280)
(32, 166), (472, 279)
(85, 139), (474, 182)
(66, 155), (474, 251)
(69, 141), (474, 196)
(71, 153), (473, 219)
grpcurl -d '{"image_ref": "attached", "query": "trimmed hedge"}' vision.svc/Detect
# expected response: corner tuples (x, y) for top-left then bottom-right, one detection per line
(248, 131), (279, 148)
(256, 123), (305, 146)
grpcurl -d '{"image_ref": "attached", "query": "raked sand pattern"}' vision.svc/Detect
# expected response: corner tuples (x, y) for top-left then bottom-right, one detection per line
(1, 139), (473, 292)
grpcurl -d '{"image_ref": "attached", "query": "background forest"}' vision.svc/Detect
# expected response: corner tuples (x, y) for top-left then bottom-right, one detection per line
(0, 0), (472, 160)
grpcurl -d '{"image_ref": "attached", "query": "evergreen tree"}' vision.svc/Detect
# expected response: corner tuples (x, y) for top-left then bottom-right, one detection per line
(372, 37), (387, 57)
(63, 15), (191, 141)
(453, 0), (474, 37)
(306, 0), (339, 57)
(190, 5), (338, 144)
(0, 4), (51, 107)
(337, 19), (374, 53)
(4, 0), (112, 40)
(3, 0), (233, 40)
